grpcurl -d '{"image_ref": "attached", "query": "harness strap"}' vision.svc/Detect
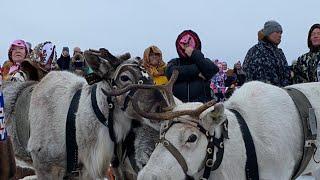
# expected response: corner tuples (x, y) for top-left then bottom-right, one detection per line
(229, 109), (259, 180)
(121, 89), (137, 111)
(211, 137), (224, 171)
(66, 89), (82, 176)
(159, 137), (189, 175)
(91, 84), (116, 142)
(202, 137), (215, 179)
(91, 84), (121, 169)
(197, 123), (225, 176)
(285, 87), (317, 179)
(84, 73), (103, 85)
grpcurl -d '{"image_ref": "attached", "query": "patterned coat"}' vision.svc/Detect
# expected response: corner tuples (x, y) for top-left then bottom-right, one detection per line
(292, 50), (320, 83)
(243, 41), (290, 87)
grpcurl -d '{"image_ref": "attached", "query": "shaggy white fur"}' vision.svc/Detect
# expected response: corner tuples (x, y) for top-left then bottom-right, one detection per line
(138, 81), (320, 180)
(24, 70), (137, 179)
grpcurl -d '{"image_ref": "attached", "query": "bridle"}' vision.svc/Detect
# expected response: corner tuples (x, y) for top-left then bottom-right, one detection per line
(108, 61), (151, 111)
(157, 119), (229, 180)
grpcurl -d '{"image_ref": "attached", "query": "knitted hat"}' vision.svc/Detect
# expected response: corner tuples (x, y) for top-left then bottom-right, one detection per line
(262, 20), (283, 37)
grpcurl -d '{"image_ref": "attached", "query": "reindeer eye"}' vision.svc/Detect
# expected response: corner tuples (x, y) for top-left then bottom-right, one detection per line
(120, 75), (130, 82)
(186, 134), (198, 143)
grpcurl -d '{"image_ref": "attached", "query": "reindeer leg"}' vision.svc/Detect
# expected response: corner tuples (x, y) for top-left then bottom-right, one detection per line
(0, 137), (16, 179)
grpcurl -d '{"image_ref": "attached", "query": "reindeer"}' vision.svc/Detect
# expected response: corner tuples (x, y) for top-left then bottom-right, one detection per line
(137, 81), (320, 180)
(3, 48), (176, 179)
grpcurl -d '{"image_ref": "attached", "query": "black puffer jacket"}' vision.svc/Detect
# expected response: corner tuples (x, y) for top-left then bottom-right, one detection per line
(166, 50), (218, 103)
(57, 55), (71, 70)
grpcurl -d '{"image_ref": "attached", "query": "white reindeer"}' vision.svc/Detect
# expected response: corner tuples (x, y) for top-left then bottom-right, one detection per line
(3, 48), (169, 179)
(137, 81), (320, 180)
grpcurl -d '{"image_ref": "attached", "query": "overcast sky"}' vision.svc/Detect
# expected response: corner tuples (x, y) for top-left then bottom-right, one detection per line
(1, 0), (320, 66)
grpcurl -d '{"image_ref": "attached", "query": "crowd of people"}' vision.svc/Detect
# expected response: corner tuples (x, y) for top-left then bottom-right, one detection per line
(0, 20), (320, 104)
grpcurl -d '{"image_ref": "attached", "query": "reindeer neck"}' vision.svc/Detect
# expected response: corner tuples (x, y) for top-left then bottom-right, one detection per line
(208, 109), (249, 179)
(92, 82), (132, 143)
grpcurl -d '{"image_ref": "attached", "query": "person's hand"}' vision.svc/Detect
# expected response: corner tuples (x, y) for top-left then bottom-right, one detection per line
(198, 73), (206, 80)
(185, 47), (194, 57)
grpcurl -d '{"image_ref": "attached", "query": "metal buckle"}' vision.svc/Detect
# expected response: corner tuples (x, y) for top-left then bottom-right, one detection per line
(138, 80), (143, 84)
(305, 140), (316, 148)
(71, 170), (81, 177)
(308, 108), (317, 136)
(108, 103), (113, 109)
(163, 140), (169, 147)
(220, 142), (224, 148)
(206, 159), (214, 167)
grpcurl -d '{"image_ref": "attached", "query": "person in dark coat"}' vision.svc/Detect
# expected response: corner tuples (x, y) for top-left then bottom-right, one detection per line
(57, 47), (71, 70)
(233, 61), (246, 86)
(243, 20), (290, 87)
(293, 24), (320, 83)
(166, 30), (219, 103)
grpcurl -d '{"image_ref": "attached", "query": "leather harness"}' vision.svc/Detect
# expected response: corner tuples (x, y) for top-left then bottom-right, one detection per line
(229, 109), (259, 180)
(158, 120), (229, 180)
(65, 84), (117, 178)
(157, 86), (318, 180)
(64, 63), (150, 178)
(285, 87), (318, 179)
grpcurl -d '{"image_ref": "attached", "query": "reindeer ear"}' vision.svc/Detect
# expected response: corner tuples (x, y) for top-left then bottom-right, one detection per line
(200, 103), (225, 127)
(84, 50), (113, 78)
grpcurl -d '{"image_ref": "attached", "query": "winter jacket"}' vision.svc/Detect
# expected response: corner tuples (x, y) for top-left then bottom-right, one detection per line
(293, 50), (320, 83)
(166, 50), (218, 103)
(243, 40), (290, 87)
(57, 55), (71, 70)
(211, 71), (226, 94)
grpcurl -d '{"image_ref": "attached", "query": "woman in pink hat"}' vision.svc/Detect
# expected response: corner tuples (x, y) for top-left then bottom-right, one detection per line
(2, 40), (28, 80)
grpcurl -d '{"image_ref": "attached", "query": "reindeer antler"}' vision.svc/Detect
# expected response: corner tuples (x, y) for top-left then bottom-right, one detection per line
(101, 69), (179, 110)
(132, 99), (216, 121)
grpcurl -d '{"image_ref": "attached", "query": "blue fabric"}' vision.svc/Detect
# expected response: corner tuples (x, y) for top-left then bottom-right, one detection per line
(0, 91), (7, 141)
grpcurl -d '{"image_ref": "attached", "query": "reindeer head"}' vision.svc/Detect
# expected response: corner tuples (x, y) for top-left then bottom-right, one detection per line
(83, 48), (175, 122)
(137, 102), (228, 180)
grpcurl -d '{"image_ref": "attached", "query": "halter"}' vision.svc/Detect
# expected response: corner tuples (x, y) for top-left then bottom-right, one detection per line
(158, 119), (229, 180)
(108, 61), (151, 111)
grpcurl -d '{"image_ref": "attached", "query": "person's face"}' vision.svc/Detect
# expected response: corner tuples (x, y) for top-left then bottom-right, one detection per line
(11, 45), (26, 63)
(222, 63), (228, 70)
(268, 31), (282, 45)
(62, 50), (69, 57)
(73, 50), (82, 56)
(218, 64), (223, 72)
(236, 63), (241, 70)
(310, 28), (320, 47)
(149, 52), (161, 66)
